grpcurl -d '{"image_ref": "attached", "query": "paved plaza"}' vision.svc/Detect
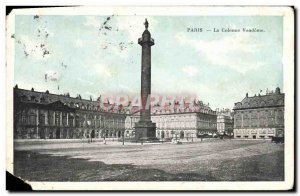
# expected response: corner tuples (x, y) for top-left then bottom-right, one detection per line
(14, 139), (284, 181)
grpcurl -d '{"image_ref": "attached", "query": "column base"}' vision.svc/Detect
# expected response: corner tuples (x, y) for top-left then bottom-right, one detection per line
(135, 121), (157, 142)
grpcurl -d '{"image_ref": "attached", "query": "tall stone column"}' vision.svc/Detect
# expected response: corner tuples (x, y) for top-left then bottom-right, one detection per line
(135, 19), (157, 141)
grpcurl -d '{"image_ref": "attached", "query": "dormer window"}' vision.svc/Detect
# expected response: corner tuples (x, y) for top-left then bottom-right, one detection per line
(40, 96), (46, 103)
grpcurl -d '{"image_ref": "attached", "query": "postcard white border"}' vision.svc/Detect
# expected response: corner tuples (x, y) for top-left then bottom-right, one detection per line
(6, 6), (294, 191)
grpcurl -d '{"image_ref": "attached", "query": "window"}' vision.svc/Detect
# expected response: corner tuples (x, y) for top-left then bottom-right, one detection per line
(21, 115), (27, 124)
(235, 114), (242, 128)
(75, 116), (80, 127)
(69, 116), (74, 127)
(29, 114), (36, 125)
(62, 113), (67, 126)
(243, 114), (249, 127)
(55, 112), (60, 126)
(40, 96), (46, 103)
(39, 114), (45, 125)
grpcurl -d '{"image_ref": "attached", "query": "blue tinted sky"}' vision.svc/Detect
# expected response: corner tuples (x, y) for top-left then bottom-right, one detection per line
(13, 15), (283, 109)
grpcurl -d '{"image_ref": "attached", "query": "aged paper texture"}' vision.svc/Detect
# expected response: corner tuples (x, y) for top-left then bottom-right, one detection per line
(6, 6), (294, 191)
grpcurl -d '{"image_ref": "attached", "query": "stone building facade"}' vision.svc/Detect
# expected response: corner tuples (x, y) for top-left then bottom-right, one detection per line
(125, 102), (217, 139)
(233, 87), (284, 139)
(14, 86), (218, 140)
(13, 86), (126, 139)
(216, 109), (233, 136)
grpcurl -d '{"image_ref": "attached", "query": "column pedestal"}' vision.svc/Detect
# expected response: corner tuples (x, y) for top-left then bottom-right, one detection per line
(135, 121), (158, 142)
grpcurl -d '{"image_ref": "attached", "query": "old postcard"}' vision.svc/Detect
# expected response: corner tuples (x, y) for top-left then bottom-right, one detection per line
(6, 6), (294, 191)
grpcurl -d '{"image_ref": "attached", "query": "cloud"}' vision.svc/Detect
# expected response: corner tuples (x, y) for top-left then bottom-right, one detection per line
(45, 70), (60, 81)
(74, 39), (84, 48)
(91, 64), (116, 78)
(77, 78), (94, 85)
(118, 84), (134, 93)
(181, 65), (199, 77)
(84, 91), (98, 99)
(175, 32), (263, 73)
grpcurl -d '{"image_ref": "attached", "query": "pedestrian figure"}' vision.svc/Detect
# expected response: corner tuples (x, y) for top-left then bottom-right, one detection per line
(87, 131), (91, 143)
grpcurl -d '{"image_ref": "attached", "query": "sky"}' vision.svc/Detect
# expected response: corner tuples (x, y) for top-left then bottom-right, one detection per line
(13, 15), (283, 110)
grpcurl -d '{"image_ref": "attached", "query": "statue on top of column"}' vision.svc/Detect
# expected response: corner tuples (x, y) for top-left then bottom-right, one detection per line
(144, 18), (148, 30)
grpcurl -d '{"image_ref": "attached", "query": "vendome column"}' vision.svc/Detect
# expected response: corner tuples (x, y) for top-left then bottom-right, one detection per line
(135, 19), (157, 141)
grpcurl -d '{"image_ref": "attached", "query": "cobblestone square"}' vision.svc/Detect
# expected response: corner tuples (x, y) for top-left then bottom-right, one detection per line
(14, 139), (284, 181)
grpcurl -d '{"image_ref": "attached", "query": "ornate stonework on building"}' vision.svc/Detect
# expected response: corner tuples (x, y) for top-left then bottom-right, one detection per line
(13, 86), (126, 139)
(233, 87), (284, 139)
(14, 86), (218, 141)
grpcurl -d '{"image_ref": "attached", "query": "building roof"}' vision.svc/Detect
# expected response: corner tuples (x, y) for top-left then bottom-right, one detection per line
(14, 87), (126, 114)
(127, 102), (216, 116)
(233, 87), (284, 110)
(14, 86), (217, 115)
